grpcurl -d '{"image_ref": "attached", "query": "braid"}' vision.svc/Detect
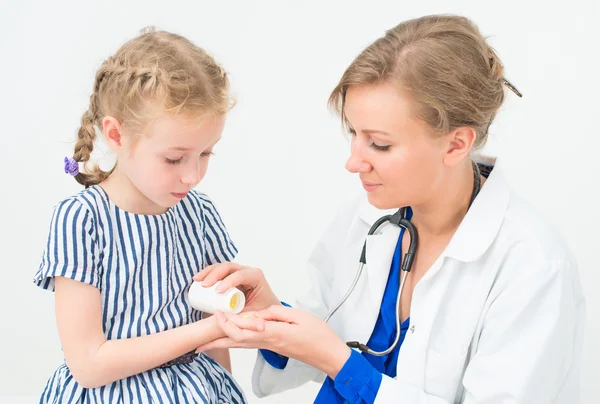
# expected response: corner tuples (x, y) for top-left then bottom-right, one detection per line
(71, 70), (111, 188)
(124, 66), (163, 104)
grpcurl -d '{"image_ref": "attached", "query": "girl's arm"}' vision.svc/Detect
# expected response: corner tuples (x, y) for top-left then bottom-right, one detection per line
(55, 276), (261, 388)
(198, 312), (232, 373)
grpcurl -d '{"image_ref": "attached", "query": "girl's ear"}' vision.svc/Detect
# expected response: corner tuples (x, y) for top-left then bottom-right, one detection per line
(102, 116), (124, 152)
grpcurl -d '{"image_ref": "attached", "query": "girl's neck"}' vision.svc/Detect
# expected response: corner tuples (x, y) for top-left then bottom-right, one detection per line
(100, 168), (168, 215)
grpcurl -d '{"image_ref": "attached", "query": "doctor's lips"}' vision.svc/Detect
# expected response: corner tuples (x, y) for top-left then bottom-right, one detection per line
(361, 181), (381, 192)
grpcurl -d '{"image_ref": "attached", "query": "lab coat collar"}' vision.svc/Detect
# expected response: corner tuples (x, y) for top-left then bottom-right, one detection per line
(443, 158), (509, 262)
(357, 157), (510, 263)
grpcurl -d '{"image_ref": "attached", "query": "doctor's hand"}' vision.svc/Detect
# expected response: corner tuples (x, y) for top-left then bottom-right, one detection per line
(196, 306), (352, 379)
(193, 262), (280, 313)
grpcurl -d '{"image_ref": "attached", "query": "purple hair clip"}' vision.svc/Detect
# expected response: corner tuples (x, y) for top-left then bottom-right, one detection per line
(64, 157), (79, 176)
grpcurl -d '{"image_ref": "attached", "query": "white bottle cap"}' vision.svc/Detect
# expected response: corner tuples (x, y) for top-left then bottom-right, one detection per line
(188, 280), (245, 315)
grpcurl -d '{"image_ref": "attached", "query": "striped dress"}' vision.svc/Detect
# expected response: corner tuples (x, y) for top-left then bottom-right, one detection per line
(33, 185), (247, 404)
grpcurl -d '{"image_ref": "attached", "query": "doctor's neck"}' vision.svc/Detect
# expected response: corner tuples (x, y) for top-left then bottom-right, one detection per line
(410, 161), (484, 238)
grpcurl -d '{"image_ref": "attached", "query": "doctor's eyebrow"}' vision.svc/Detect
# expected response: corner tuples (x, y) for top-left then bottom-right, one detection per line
(362, 129), (391, 136)
(343, 117), (390, 136)
(342, 117), (390, 136)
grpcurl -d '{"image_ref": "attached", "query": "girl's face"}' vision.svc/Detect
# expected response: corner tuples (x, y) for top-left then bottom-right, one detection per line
(107, 113), (225, 211)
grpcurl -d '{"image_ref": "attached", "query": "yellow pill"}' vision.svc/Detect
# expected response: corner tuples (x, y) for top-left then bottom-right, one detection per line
(230, 294), (238, 310)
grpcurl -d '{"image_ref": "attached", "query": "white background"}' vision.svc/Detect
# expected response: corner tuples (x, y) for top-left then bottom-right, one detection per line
(0, 0), (598, 402)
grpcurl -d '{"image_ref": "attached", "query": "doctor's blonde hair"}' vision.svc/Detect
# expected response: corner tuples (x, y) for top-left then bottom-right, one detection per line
(72, 27), (232, 188)
(329, 14), (521, 150)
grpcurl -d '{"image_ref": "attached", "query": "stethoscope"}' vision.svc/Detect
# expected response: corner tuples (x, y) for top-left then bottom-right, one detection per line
(324, 161), (482, 356)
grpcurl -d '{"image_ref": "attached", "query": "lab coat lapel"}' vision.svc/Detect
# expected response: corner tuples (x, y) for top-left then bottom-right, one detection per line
(341, 196), (399, 345)
(365, 228), (400, 308)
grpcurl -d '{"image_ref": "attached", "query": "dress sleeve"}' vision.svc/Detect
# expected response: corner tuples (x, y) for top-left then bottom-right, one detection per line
(33, 198), (101, 291)
(198, 193), (238, 265)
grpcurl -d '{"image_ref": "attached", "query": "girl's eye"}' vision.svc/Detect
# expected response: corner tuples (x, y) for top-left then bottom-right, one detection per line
(166, 158), (183, 165)
(200, 151), (214, 157)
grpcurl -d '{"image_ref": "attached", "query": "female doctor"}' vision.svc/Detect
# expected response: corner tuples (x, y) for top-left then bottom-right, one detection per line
(195, 14), (585, 403)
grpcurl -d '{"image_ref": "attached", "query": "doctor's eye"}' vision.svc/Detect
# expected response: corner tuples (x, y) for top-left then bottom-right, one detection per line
(370, 142), (391, 152)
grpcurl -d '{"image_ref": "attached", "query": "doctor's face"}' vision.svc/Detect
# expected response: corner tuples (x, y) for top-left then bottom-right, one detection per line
(344, 82), (448, 210)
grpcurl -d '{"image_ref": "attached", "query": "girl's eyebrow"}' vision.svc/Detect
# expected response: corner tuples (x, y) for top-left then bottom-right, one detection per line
(167, 146), (193, 151)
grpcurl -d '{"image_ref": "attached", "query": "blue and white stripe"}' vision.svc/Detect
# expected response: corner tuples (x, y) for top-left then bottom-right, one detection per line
(34, 185), (245, 403)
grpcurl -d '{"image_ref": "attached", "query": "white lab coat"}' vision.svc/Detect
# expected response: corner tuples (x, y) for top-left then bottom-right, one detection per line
(252, 161), (585, 403)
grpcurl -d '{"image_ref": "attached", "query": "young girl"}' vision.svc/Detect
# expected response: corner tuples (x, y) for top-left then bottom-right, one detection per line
(33, 28), (259, 403)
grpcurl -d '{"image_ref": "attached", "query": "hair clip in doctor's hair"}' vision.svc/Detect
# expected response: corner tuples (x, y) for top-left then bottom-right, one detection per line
(64, 157), (79, 176)
(502, 78), (523, 98)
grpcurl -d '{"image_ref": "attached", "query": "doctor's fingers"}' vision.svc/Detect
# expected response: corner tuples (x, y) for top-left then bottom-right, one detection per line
(214, 312), (288, 349)
(195, 337), (259, 353)
(209, 313), (264, 350)
(193, 262), (246, 285)
(215, 310), (266, 332)
(255, 305), (299, 324)
(213, 267), (269, 294)
(204, 316), (295, 354)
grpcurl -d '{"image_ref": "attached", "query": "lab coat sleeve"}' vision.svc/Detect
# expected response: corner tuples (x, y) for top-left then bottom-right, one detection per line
(252, 196), (362, 398)
(372, 255), (584, 404)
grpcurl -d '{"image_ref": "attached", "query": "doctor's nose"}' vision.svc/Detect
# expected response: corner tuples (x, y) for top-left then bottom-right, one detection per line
(346, 149), (372, 174)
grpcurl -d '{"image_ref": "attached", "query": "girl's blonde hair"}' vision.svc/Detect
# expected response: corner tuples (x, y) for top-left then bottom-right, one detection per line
(72, 27), (232, 188)
(329, 14), (521, 150)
